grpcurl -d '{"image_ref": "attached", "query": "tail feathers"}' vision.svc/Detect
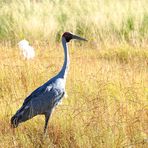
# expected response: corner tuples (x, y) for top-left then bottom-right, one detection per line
(11, 115), (19, 128)
(11, 105), (30, 128)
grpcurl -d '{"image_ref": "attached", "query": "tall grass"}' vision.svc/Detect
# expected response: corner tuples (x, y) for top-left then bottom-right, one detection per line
(0, 0), (148, 147)
(1, 0), (148, 45)
(0, 43), (148, 147)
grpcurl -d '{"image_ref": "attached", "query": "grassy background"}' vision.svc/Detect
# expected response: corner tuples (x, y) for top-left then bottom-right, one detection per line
(1, 0), (148, 46)
(0, 0), (148, 147)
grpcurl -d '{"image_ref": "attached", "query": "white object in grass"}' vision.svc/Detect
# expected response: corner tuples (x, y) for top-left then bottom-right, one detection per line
(18, 39), (35, 59)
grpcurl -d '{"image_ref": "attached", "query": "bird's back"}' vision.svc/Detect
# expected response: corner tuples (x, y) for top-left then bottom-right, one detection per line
(11, 78), (65, 127)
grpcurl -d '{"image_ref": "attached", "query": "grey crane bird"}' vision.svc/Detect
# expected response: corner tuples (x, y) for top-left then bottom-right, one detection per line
(11, 32), (87, 133)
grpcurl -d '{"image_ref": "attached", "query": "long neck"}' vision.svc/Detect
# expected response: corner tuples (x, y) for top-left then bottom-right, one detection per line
(57, 37), (70, 80)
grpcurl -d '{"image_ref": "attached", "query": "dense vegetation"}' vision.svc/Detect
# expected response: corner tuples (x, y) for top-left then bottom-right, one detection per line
(0, 0), (148, 147)
(0, 0), (148, 46)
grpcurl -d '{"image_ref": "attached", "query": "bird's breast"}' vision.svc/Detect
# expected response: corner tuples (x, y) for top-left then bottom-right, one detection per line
(54, 78), (66, 90)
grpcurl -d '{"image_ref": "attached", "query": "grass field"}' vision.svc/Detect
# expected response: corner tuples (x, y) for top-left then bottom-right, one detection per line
(0, 0), (148, 147)
(1, 0), (148, 45)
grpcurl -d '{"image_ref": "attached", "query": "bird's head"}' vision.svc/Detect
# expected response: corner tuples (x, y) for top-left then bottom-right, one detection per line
(62, 32), (87, 42)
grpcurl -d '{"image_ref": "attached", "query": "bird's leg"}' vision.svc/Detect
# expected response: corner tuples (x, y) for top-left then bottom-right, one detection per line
(44, 112), (52, 134)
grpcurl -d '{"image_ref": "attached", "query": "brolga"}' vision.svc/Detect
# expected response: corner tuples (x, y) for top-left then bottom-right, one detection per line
(18, 39), (35, 60)
(11, 32), (87, 133)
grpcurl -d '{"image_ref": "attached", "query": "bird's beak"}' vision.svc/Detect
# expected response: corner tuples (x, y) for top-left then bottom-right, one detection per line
(72, 34), (87, 41)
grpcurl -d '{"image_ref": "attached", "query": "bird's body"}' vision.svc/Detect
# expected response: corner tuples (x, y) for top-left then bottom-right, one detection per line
(18, 39), (35, 59)
(11, 32), (87, 133)
(12, 78), (65, 132)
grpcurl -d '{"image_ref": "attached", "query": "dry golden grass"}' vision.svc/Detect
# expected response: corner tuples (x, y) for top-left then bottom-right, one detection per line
(0, 0), (148, 147)
(0, 42), (148, 147)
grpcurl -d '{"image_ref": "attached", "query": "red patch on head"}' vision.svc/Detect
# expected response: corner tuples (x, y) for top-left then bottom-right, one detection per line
(62, 32), (70, 37)
(62, 32), (73, 42)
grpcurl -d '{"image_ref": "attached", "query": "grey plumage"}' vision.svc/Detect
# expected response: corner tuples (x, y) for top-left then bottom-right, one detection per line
(11, 32), (87, 133)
